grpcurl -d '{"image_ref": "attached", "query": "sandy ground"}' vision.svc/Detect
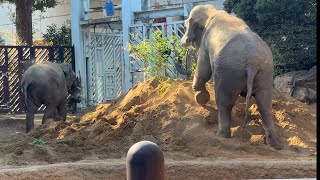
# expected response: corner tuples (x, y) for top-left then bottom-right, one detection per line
(0, 159), (316, 180)
(0, 78), (316, 179)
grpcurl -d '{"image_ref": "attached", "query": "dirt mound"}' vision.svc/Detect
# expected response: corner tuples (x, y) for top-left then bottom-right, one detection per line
(0, 78), (316, 165)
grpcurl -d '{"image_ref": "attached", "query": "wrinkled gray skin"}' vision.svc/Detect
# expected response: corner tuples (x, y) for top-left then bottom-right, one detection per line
(21, 61), (82, 133)
(181, 5), (282, 150)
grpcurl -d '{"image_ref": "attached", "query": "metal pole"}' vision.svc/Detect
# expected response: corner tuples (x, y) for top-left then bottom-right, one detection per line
(126, 141), (165, 180)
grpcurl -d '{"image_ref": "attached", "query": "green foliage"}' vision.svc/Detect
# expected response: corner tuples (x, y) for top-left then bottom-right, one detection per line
(223, 0), (316, 75)
(127, 30), (196, 80)
(42, 24), (72, 46)
(224, 0), (258, 25)
(0, 0), (58, 12)
(156, 78), (174, 95)
(32, 139), (46, 145)
(33, 0), (58, 12)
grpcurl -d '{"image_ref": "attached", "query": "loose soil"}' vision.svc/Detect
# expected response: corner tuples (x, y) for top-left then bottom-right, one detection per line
(0, 78), (316, 179)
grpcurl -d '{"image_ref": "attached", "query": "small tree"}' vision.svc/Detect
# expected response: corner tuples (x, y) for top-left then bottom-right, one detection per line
(127, 30), (195, 80)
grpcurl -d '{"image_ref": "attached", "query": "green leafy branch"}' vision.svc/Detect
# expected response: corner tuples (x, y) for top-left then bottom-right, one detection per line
(127, 29), (196, 80)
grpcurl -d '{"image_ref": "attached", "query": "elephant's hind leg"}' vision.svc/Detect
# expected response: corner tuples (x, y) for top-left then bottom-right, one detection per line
(254, 89), (283, 150)
(25, 98), (38, 133)
(253, 68), (282, 150)
(26, 113), (35, 133)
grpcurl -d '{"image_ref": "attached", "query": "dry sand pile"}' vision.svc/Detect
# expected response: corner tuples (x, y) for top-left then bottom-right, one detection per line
(0, 78), (316, 165)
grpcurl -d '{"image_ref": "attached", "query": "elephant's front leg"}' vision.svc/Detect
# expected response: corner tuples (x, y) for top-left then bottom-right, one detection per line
(57, 101), (67, 121)
(42, 106), (57, 124)
(193, 49), (212, 105)
(217, 106), (232, 138)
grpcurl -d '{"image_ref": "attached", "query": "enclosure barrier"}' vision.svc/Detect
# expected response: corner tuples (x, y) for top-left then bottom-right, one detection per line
(0, 46), (75, 113)
(126, 141), (165, 180)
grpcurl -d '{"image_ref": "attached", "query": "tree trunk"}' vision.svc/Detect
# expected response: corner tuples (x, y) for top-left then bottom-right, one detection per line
(15, 0), (34, 45)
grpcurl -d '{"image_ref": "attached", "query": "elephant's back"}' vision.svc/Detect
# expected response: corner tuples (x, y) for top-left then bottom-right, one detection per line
(216, 30), (273, 70)
(25, 62), (63, 78)
(22, 62), (66, 91)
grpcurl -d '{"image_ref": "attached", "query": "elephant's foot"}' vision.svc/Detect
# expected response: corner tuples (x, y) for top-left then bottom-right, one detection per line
(42, 116), (55, 124)
(217, 129), (231, 138)
(54, 115), (64, 121)
(266, 132), (283, 150)
(195, 90), (210, 105)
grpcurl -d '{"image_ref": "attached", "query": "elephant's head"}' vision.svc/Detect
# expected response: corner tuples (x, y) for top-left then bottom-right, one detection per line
(69, 76), (82, 103)
(181, 5), (218, 50)
(59, 63), (82, 103)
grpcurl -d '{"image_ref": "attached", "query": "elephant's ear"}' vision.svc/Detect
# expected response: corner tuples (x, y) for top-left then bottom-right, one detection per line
(193, 26), (204, 49)
(59, 63), (70, 75)
(59, 63), (74, 90)
(186, 17), (204, 49)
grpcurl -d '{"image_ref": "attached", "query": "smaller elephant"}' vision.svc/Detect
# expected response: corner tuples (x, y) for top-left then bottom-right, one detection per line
(181, 5), (282, 150)
(21, 61), (82, 132)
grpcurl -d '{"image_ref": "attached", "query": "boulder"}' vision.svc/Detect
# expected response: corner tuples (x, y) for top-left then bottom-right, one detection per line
(274, 66), (317, 104)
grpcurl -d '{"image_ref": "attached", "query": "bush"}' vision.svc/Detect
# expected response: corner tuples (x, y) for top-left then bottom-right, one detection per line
(42, 24), (71, 46)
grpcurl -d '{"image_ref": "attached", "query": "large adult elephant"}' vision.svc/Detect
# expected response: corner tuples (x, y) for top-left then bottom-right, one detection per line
(181, 5), (282, 150)
(21, 61), (82, 133)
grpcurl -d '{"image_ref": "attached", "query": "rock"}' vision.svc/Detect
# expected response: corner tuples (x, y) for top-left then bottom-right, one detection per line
(292, 87), (310, 102)
(274, 66), (316, 104)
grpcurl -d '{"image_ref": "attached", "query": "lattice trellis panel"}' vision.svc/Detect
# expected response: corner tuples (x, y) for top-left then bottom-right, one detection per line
(129, 25), (146, 86)
(0, 73), (6, 110)
(95, 48), (105, 103)
(128, 21), (189, 86)
(0, 46), (75, 113)
(114, 36), (123, 97)
(85, 31), (124, 105)
(0, 48), (9, 113)
(7, 48), (21, 112)
(129, 25), (145, 72)
(35, 48), (50, 63)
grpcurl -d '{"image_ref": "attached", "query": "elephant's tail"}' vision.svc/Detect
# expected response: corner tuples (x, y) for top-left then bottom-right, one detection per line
(22, 82), (39, 111)
(21, 81), (29, 108)
(242, 69), (257, 129)
(22, 83), (32, 110)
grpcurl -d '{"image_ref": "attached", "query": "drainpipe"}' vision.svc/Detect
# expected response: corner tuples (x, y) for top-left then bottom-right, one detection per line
(122, 0), (142, 92)
(71, 0), (90, 111)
